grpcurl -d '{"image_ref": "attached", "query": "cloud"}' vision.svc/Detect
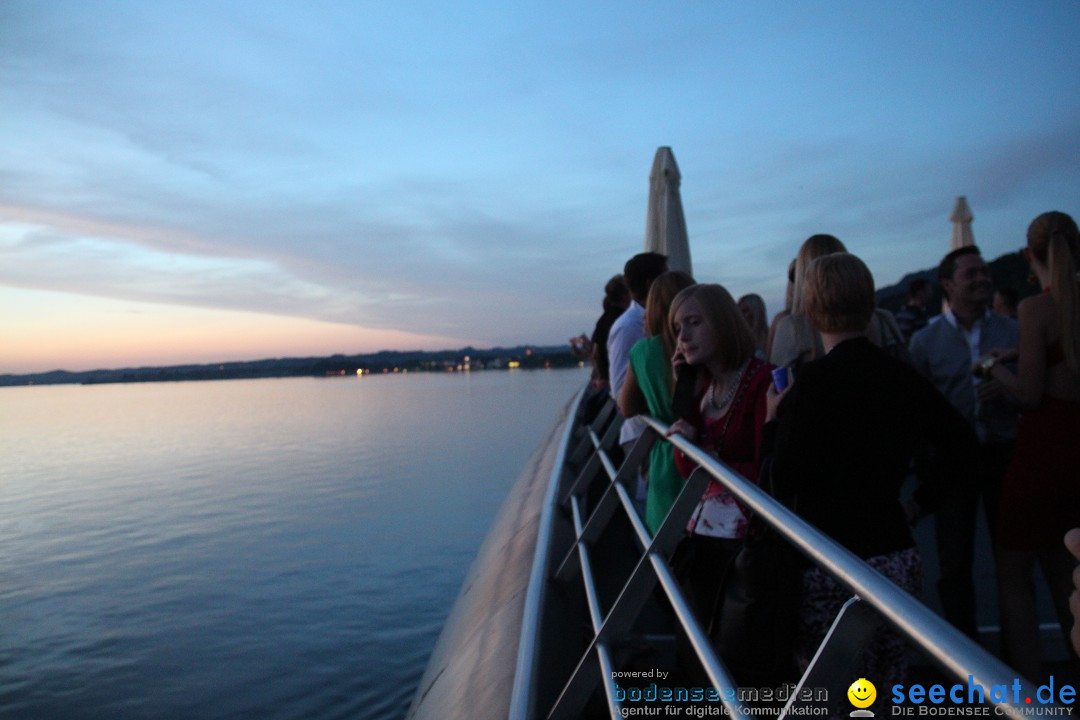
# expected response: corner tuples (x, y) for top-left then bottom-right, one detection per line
(2, 0), (1080, 373)
(0, 191), (609, 347)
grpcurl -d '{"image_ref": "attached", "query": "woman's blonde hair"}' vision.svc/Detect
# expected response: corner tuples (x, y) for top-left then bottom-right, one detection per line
(804, 253), (876, 334)
(1027, 211), (1080, 371)
(791, 234), (848, 314)
(784, 258), (796, 312)
(645, 271), (696, 362)
(668, 284), (755, 372)
(737, 293), (769, 353)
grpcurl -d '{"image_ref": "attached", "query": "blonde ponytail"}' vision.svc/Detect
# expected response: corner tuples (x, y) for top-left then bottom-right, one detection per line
(791, 234), (847, 315)
(1028, 211), (1080, 372)
(1048, 232), (1080, 372)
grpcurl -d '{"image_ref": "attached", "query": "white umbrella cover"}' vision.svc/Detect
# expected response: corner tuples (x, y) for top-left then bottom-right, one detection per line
(949, 196), (975, 250)
(644, 147), (692, 275)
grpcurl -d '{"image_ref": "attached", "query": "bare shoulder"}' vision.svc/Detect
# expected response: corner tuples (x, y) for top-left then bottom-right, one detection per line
(1018, 292), (1056, 324)
(1019, 291), (1053, 312)
(1017, 292), (1060, 347)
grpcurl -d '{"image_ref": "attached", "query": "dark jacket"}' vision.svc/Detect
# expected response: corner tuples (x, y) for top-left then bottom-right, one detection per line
(764, 337), (977, 559)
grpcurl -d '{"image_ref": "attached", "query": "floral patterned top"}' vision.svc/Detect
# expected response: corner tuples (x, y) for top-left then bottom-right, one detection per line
(674, 357), (774, 538)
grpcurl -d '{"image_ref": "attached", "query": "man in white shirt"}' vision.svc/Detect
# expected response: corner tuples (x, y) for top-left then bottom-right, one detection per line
(607, 252), (668, 463)
(909, 246), (1018, 640)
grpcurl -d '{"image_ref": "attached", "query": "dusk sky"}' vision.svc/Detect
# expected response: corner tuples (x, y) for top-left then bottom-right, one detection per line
(2, 1), (1078, 374)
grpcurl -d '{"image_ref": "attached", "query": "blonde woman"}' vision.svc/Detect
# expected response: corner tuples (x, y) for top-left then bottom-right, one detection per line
(667, 285), (775, 540)
(738, 293), (769, 359)
(664, 285), (776, 678)
(977, 211), (1080, 680)
(769, 235), (848, 368)
(765, 259), (796, 358)
(770, 234), (907, 370)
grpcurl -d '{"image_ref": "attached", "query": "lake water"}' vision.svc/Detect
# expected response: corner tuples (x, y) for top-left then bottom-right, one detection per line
(0, 368), (588, 720)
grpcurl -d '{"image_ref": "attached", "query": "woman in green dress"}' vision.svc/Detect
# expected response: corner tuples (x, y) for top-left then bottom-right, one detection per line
(617, 270), (696, 535)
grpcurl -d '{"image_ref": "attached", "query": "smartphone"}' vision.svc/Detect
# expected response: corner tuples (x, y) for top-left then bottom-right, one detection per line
(672, 363), (700, 420)
(771, 367), (790, 392)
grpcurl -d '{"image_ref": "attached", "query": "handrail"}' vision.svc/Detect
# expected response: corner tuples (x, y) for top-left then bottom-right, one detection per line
(524, 388), (1062, 719)
(508, 386), (585, 720)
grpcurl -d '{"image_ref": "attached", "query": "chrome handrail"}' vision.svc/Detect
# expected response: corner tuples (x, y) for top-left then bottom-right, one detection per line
(520, 389), (1061, 719)
(508, 386), (585, 720)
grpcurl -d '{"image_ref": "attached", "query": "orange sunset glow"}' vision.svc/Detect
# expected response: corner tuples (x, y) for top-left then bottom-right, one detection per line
(0, 287), (470, 374)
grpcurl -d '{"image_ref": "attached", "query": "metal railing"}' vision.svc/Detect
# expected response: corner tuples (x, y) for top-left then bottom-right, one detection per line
(513, 392), (1059, 720)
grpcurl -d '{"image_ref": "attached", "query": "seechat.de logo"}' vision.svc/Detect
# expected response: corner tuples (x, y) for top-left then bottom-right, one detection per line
(849, 678), (878, 717)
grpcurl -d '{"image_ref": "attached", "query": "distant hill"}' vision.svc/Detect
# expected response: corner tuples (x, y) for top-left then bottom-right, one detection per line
(875, 249), (1034, 315)
(4, 250), (1038, 389)
(0, 345), (581, 388)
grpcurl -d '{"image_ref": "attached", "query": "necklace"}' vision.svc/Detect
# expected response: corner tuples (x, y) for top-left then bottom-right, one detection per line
(708, 360), (749, 412)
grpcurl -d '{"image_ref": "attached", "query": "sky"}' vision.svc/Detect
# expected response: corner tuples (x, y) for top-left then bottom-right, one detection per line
(2, 1), (1079, 374)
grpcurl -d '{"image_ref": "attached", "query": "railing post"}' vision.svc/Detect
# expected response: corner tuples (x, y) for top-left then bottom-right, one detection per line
(568, 397), (619, 466)
(547, 457), (738, 719)
(554, 428), (658, 581)
(780, 597), (880, 718)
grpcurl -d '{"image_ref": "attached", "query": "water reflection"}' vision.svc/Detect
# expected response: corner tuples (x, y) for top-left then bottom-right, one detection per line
(0, 369), (587, 719)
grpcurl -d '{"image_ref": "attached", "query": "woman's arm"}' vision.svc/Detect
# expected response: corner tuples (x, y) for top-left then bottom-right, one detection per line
(984, 295), (1049, 408)
(617, 365), (649, 418)
(765, 313), (784, 359)
(767, 314), (797, 367)
(667, 418), (700, 478)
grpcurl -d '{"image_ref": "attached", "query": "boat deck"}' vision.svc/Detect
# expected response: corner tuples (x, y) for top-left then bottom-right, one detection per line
(408, 387), (1073, 720)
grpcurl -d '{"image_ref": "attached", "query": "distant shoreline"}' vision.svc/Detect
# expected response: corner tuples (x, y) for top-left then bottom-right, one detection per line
(0, 345), (582, 388)
(6, 248), (1032, 389)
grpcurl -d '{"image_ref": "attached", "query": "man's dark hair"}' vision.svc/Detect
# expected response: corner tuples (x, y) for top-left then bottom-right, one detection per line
(907, 278), (931, 300)
(623, 252), (668, 303)
(938, 245), (982, 284)
(602, 274), (629, 313)
(996, 286), (1019, 309)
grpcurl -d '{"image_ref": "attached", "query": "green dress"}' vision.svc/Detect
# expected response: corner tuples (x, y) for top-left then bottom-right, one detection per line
(628, 336), (685, 535)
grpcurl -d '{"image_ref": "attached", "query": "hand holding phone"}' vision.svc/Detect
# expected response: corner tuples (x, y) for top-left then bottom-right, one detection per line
(766, 367), (792, 423)
(672, 360), (699, 421)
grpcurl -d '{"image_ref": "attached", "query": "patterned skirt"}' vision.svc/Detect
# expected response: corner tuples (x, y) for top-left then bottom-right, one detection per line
(797, 546), (922, 689)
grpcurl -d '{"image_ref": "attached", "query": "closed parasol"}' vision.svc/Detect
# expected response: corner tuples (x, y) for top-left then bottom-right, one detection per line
(949, 196), (975, 250)
(644, 147), (692, 275)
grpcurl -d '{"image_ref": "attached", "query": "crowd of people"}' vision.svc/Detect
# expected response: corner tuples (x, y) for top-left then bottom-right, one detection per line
(581, 210), (1080, 689)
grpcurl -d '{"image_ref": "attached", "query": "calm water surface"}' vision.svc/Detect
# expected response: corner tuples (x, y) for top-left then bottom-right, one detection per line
(0, 368), (587, 719)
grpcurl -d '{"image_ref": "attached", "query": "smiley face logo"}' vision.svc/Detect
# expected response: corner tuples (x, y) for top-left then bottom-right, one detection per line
(847, 678), (876, 709)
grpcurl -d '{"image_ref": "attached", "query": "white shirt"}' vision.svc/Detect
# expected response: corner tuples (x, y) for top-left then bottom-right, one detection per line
(607, 301), (647, 445)
(942, 309), (990, 441)
(942, 309), (987, 369)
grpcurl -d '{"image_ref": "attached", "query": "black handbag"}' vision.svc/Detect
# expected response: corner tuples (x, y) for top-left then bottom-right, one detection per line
(705, 462), (803, 686)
